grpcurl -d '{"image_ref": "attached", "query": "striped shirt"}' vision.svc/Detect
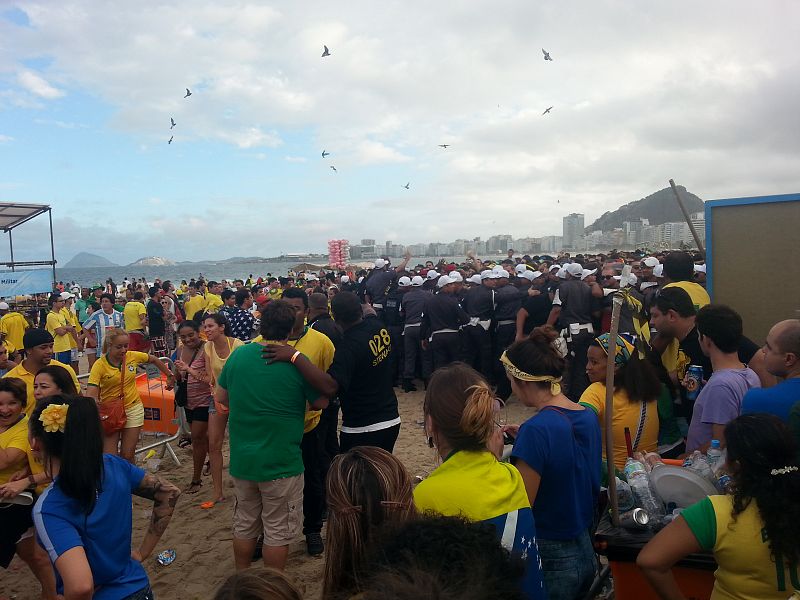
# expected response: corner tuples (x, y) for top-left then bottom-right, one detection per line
(82, 310), (124, 355)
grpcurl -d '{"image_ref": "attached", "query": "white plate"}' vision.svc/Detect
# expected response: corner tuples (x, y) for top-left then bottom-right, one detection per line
(650, 465), (719, 509)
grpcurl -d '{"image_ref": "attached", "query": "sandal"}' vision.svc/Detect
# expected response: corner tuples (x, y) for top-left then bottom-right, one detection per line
(185, 480), (202, 494)
(177, 437), (192, 449)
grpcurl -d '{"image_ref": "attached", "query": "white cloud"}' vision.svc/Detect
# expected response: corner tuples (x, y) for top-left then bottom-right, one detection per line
(0, 134), (13, 143)
(285, 155), (307, 163)
(17, 70), (64, 99)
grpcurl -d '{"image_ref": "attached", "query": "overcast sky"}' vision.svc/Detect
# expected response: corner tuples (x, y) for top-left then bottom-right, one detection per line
(1, 1), (798, 264)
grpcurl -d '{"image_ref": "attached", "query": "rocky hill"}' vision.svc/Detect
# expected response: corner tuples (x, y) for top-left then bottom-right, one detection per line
(587, 186), (704, 232)
(128, 256), (176, 267)
(63, 252), (118, 268)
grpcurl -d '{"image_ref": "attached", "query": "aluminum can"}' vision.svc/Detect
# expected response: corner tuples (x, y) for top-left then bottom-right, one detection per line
(619, 508), (650, 530)
(685, 365), (704, 401)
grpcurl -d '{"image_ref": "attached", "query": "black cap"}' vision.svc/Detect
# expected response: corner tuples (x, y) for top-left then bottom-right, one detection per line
(24, 328), (54, 349)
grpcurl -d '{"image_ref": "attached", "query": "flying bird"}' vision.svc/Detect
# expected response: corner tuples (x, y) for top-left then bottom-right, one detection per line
(170, 118), (176, 129)
(542, 48), (553, 61)
(168, 136), (173, 144)
(330, 165), (337, 173)
(542, 106), (553, 115)
(322, 45), (330, 57)
(403, 182), (410, 189)
(184, 88), (192, 98)
(438, 144), (450, 148)
(321, 150), (330, 158)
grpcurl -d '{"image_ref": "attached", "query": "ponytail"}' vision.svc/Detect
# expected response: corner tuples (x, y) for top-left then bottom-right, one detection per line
(30, 395), (104, 514)
(460, 385), (497, 448)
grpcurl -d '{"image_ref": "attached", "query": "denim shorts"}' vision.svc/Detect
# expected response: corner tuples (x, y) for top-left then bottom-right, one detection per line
(537, 530), (597, 600)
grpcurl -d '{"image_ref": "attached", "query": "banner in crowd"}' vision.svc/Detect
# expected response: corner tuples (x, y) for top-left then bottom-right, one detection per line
(0, 269), (53, 296)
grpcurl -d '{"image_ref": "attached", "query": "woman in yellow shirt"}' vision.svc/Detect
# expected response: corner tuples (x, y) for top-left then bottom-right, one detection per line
(639, 414), (800, 600)
(579, 333), (661, 470)
(86, 327), (175, 462)
(202, 313), (244, 506)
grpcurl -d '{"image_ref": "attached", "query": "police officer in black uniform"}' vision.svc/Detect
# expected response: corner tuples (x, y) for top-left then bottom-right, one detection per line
(460, 271), (495, 382)
(492, 267), (525, 400)
(421, 275), (469, 371)
(399, 275), (431, 391)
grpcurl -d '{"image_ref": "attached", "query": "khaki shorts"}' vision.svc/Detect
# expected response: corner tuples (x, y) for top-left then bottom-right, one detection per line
(232, 473), (304, 546)
(125, 401), (145, 428)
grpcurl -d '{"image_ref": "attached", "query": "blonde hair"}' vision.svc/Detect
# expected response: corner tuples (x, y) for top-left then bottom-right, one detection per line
(213, 568), (303, 600)
(101, 327), (129, 353)
(323, 446), (415, 599)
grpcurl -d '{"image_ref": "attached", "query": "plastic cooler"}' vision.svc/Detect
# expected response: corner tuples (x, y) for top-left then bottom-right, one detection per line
(595, 514), (715, 600)
(137, 372), (178, 435)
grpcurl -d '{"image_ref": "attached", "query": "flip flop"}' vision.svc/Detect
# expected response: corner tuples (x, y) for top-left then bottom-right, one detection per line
(185, 480), (202, 494)
(177, 437), (192, 449)
(200, 501), (216, 509)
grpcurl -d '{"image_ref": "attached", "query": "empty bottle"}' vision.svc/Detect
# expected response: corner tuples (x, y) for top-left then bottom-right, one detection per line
(624, 457), (664, 520)
(706, 440), (723, 470)
(615, 477), (635, 511)
(686, 451), (715, 483)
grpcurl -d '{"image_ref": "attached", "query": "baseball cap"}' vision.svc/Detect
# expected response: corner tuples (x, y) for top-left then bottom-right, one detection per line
(340, 275), (350, 284)
(653, 264), (664, 278)
(0, 302), (8, 310)
(521, 270), (536, 282)
(411, 276), (424, 287)
(548, 264), (561, 272)
(530, 271), (543, 279)
(448, 271), (463, 283)
(557, 267), (568, 279)
(480, 270), (494, 280)
(614, 273), (638, 287)
(566, 263), (583, 278)
(643, 257), (660, 268)
(492, 267), (509, 279)
(467, 274), (482, 285)
(515, 264), (527, 274)
(437, 275), (453, 288)
(398, 276), (412, 287)
(374, 258), (387, 269)
(426, 270), (440, 280)
(59, 291), (75, 300)
(581, 268), (597, 280)
(694, 264), (706, 273)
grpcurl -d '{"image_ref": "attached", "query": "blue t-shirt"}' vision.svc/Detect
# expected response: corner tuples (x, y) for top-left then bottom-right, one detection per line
(33, 454), (148, 599)
(511, 406), (601, 540)
(742, 378), (800, 422)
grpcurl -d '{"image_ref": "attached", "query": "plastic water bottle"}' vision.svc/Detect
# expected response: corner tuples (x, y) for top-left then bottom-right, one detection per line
(706, 440), (723, 470)
(686, 451), (715, 483)
(624, 457), (664, 520)
(615, 477), (635, 511)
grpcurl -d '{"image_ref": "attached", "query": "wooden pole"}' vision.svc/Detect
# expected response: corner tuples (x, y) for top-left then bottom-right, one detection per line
(669, 179), (706, 257)
(606, 292), (624, 527)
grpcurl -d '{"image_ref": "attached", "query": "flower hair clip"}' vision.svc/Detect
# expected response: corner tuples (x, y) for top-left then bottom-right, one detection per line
(769, 466), (798, 476)
(39, 403), (69, 433)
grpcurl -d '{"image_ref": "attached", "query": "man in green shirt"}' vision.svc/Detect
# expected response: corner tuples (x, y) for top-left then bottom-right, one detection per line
(216, 300), (328, 572)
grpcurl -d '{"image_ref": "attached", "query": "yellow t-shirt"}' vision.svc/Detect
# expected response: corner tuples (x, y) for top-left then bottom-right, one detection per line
(87, 351), (150, 408)
(123, 301), (147, 332)
(3, 360), (80, 417)
(205, 293), (223, 313)
(61, 307), (80, 349)
(579, 382), (659, 470)
(0, 312), (30, 350)
(184, 295), (206, 320)
(0, 414), (31, 485)
(46, 311), (72, 353)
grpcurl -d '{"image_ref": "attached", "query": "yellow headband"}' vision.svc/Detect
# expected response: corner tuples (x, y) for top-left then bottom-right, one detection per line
(500, 351), (562, 395)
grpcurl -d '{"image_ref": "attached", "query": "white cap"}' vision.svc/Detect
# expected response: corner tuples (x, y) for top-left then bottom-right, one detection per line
(492, 266), (509, 279)
(480, 269), (494, 280)
(549, 264), (561, 272)
(398, 276), (412, 287)
(694, 264), (706, 273)
(614, 273), (638, 287)
(306, 274), (318, 281)
(530, 270), (543, 279)
(643, 257), (660, 268)
(374, 258), (387, 268)
(557, 267), (568, 279)
(340, 275), (350, 284)
(515, 264), (527, 274)
(521, 271), (536, 282)
(467, 274), (482, 285)
(581, 268), (597, 280)
(448, 271), (463, 283)
(566, 263), (584, 278)
(59, 291), (75, 299)
(437, 275), (453, 288)
(653, 264), (664, 278)
(411, 275), (424, 287)
(0, 302), (9, 310)
(71, 285), (80, 293)
(426, 270), (439, 280)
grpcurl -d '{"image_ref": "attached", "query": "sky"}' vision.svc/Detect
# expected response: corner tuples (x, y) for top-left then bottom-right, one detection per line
(0, 1), (798, 265)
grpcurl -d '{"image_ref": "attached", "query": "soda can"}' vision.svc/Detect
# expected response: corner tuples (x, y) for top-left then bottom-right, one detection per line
(619, 508), (650, 530)
(156, 549), (176, 566)
(685, 365), (704, 401)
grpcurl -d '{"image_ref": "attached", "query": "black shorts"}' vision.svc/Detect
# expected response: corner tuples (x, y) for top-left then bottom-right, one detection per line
(0, 502), (34, 568)
(185, 405), (209, 423)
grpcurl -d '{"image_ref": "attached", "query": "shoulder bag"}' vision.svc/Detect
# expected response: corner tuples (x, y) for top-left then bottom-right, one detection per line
(99, 352), (128, 435)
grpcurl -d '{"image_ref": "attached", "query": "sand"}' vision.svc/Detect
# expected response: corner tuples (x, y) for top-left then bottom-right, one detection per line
(2, 389), (535, 600)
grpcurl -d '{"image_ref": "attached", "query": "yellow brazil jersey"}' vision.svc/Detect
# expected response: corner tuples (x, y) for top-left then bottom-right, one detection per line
(184, 295), (206, 320)
(46, 311), (72, 353)
(205, 293), (224, 314)
(0, 312), (30, 350)
(60, 307), (80, 349)
(268, 288), (283, 299)
(123, 301), (147, 332)
(3, 359), (80, 417)
(0, 414), (31, 485)
(87, 351), (150, 408)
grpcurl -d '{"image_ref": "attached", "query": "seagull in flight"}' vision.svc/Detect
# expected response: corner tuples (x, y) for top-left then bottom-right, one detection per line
(542, 48), (553, 61)
(184, 88), (192, 98)
(542, 106), (553, 115)
(322, 150), (330, 158)
(168, 136), (173, 144)
(403, 182), (410, 189)
(438, 144), (450, 148)
(322, 45), (330, 57)
(330, 165), (337, 173)
(170, 117), (176, 129)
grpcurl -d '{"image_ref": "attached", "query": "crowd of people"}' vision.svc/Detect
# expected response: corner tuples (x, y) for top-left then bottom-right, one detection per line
(1, 247), (799, 599)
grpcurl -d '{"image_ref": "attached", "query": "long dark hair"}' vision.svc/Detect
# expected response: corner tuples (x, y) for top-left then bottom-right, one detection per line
(36, 364), (79, 395)
(725, 414), (800, 566)
(29, 395), (104, 514)
(204, 313), (233, 337)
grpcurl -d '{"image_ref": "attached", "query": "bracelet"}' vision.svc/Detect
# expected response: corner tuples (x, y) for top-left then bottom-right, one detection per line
(28, 474), (36, 487)
(290, 350), (301, 364)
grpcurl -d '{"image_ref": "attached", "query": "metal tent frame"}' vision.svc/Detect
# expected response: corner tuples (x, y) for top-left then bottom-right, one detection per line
(0, 202), (56, 283)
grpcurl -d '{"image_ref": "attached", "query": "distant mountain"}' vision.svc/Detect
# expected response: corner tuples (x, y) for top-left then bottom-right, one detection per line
(128, 256), (176, 267)
(586, 186), (704, 233)
(63, 252), (119, 268)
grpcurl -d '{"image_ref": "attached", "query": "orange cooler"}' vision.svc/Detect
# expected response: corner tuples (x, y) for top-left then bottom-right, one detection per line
(137, 373), (178, 435)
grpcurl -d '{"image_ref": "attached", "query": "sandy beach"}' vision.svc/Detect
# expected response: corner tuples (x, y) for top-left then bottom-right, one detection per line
(2, 388), (535, 600)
